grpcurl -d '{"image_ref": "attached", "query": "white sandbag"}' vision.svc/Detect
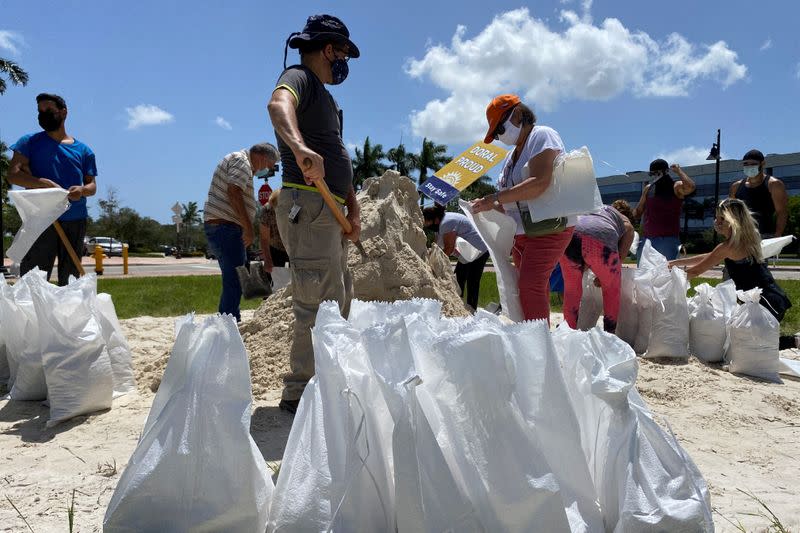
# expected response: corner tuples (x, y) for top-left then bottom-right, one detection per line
(524, 146), (603, 222)
(552, 325), (714, 531)
(406, 314), (574, 531)
(761, 235), (794, 259)
(28, 274), (113, 427)
(6, 188), (70, 263)
(455, 236), (483, 263)
(689, 282), (734, 363)
(459, 199), (523, 322)
(726, 288), (781, 382)
(498, 317), (604, 531)
(629, 231), (640, 258)
(779, 357), (800, 378)
(269, 303), (394, 532)
(615, 268), (639, 347)
(576, 270), (603, 330)
(636, 241), (690, 358)
(104, 314), (272, 533)
(355, 301), (483, 533)
(94, 293), (136, 396)
(1, 270), (47, 400)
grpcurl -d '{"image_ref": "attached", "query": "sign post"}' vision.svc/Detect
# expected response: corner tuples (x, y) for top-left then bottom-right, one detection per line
(171, 202), (183, 258)
(418, 141), (508, 204)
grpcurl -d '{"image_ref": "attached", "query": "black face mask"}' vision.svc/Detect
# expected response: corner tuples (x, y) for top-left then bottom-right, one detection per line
(38, 110), (62, 132)
(653, 174), (675, 198)
(427, 223), (440, 233)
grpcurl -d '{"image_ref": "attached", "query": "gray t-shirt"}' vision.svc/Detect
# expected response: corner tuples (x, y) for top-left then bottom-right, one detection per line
(274, 65), (353, 199)
(574, 205), (627, 249)
(437, 212), (488, 252)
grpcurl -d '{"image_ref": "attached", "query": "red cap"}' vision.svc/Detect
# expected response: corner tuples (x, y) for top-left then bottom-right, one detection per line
(484, 94), (520, 144)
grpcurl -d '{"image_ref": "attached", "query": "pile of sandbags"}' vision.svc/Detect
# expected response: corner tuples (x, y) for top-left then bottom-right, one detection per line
(267, 299), (713, 532)
(104, 314), (273, 532)
(0, 269), (135, 426)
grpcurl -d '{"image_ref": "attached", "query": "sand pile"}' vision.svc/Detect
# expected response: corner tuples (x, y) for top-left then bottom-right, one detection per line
(241, 171), (469, 398)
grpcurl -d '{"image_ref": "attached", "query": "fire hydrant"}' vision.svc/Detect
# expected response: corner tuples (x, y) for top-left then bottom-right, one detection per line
(94, 245), (104, 275)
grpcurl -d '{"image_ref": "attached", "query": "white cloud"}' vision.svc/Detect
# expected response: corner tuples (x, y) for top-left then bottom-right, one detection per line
(759, 38), (772, 51)
(406, 8), (747, 143)
(125, 104), (174, 130)
(345, 140), (359, 156)
(0, 30), (24, 55)
(654, 146), (728, 167)
(215, 116), (232, 130)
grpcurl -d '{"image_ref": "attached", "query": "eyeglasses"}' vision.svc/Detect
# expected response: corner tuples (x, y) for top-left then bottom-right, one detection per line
(648, 171), (664, 177)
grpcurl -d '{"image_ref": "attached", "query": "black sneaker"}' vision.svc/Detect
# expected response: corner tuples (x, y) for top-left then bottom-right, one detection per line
(279, 399), (299, 415)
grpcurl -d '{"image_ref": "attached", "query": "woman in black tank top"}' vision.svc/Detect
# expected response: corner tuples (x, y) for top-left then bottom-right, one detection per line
(669, 199), (795, 349)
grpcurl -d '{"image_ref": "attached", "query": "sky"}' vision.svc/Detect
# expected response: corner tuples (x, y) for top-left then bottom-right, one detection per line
(1, 0), (799, 223)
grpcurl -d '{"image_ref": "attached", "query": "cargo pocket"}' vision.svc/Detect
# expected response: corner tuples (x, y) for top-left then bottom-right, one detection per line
(290, 258), (331, 306)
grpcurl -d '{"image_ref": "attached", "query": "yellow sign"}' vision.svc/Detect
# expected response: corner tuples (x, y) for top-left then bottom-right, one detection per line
(435, 142), (508, 188)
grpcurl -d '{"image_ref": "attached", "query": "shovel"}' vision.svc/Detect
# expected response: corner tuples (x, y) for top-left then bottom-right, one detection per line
(302, 158), (367, 257)
(237, 261), (273, 300)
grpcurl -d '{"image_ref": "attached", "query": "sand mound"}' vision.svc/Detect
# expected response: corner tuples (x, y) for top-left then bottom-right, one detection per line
(241, 171), (469, 398)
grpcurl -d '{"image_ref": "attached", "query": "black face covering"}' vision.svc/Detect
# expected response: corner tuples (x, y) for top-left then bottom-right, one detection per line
(38, 110), (62, 132)
(427, 223), (440, 233)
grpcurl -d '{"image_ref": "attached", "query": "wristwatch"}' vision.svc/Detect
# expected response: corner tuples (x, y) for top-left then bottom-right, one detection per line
(493, 191), (500, 205)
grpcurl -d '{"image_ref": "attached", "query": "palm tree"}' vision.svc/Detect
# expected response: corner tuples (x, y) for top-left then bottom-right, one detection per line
(413, 138), (450, 206)
(0, 58), (29, 95)
(352, 137), (387, 190)
(386, 143), (417, 178)
(181, 201), (201, 250)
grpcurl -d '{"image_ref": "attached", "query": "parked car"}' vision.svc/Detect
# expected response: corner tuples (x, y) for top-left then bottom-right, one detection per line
(88, 236), (124, 257)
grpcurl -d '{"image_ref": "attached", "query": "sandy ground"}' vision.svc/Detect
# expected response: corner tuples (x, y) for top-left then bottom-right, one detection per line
(1, 311), (798, 532)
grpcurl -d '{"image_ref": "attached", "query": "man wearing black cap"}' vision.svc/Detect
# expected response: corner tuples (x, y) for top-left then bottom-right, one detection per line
(730, 149), (788, 238)
(267, 14), (360, 414)
(632, 159), (696, 262)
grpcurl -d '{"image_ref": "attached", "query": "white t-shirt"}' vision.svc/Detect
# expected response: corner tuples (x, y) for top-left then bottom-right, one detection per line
(496, 126), (575, 234)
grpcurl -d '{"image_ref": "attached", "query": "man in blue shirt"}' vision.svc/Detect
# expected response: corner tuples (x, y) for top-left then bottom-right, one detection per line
(7, 93), (97, 285)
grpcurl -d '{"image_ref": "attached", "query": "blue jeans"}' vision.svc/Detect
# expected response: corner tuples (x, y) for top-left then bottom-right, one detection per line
(637, 235), (681, 264)
(205, 222), (246, 321)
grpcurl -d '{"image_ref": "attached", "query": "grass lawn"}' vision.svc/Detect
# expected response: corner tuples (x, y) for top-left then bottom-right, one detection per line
(97, 276), (262, 320)
(98, 272), (800, 335)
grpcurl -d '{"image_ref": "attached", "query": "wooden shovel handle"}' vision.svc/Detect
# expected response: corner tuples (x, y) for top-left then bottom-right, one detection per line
(303, 158), (352, 234)
(53, 221), (86, 276)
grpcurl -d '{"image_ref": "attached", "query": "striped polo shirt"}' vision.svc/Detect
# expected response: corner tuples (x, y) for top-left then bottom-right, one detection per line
(203, 149), (257, 225)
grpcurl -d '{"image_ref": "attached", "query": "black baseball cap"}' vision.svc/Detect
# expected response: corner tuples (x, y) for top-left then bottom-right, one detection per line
(742, 149), (764, 162)
(649, 159), (669, 172)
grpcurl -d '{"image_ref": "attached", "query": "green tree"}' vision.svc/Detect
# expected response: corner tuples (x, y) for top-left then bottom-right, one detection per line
(386, 143), (417, 178)
(352, 137), (387, 190)
(0, 57), (29, 95)
(181, 201), (202, 250)
(413, 138), (450, 206)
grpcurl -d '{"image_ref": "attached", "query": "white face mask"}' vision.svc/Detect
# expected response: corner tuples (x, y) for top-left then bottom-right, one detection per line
(497, 117), (521, 146)
(743, 165), (760, 178)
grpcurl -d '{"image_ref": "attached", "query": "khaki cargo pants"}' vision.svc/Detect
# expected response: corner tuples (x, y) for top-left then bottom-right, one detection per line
(275, 188), (352, 401)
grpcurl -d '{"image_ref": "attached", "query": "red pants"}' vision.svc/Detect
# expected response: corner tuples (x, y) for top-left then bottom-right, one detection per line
(512, 228), (574, 322)
(559, 234), (621, 332)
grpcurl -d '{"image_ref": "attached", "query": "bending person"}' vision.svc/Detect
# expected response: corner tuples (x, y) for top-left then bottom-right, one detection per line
(559, 201), (635, 333)
(471, 94), (574, 322)
(423, 204), (490, 311)
(669, 198), (796, 350)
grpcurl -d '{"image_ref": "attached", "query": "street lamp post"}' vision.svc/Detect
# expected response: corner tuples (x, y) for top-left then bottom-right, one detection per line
(706, 129), (721, 244)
